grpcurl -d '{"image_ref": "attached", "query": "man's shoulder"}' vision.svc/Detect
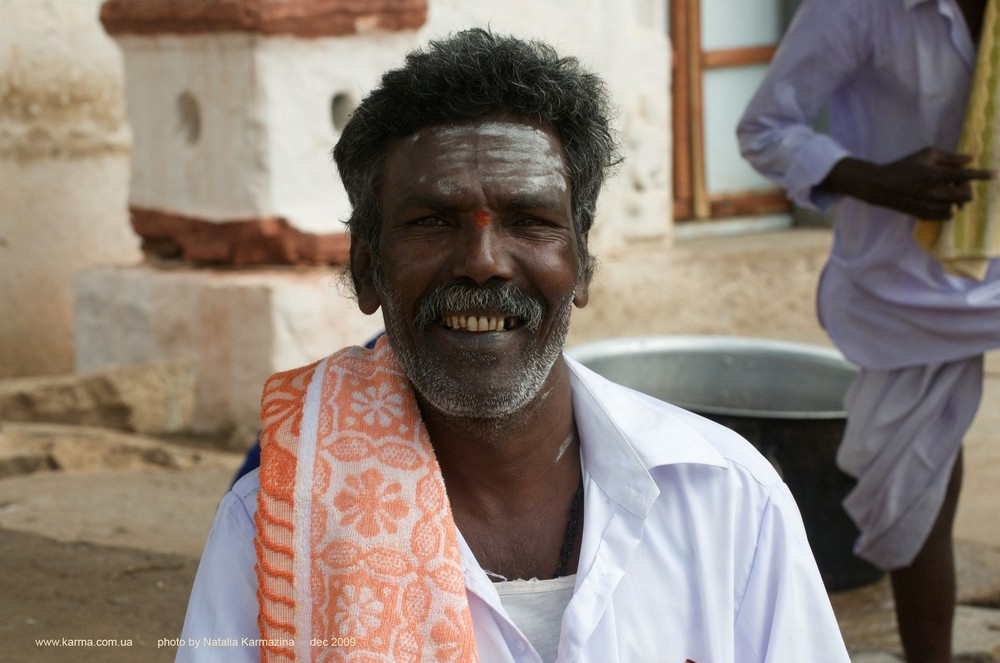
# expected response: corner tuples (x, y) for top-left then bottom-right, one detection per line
(566, 356), (783, 492)
(788, 0), (894, 43)
(798, 0), (895, 17)
(229, 468), (261, 520)
(627, 383), (784, 491)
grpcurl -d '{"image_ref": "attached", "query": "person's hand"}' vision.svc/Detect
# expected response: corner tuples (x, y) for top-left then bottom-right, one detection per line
(819, 147), (995, 219)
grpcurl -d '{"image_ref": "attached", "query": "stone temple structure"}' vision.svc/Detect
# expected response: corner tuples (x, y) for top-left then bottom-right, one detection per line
(99, 0), (431, 266)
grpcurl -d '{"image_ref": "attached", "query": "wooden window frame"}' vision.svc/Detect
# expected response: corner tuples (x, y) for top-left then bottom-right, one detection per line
(670, 0), (789, 222)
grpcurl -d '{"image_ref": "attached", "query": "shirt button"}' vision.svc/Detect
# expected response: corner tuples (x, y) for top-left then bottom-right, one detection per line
(514, 639), (528, 654)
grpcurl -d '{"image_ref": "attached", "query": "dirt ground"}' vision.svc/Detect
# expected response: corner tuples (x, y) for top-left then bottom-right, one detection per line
(0, 528), (200, 662)
(0, 458), (241, 662)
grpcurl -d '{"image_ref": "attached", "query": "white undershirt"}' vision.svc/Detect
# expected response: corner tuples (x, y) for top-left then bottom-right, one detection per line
(494, 575), (576, 662)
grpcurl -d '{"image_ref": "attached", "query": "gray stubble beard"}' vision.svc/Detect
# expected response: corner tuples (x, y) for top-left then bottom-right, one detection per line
(373, 267), (572, 421)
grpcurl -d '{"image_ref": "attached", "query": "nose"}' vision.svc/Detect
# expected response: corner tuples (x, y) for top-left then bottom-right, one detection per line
(450, 219), (513, 285)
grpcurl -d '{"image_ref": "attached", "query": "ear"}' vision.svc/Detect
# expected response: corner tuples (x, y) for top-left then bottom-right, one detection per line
(350, 234), (382, 315)
(573, 232), (591, 309)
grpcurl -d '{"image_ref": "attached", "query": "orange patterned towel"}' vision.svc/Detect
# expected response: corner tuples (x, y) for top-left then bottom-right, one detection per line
(255, 337), (479, 662)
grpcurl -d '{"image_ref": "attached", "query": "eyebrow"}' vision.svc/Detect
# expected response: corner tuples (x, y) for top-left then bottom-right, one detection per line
(506, 194), (569, 212)
(390, 194), (449, 213)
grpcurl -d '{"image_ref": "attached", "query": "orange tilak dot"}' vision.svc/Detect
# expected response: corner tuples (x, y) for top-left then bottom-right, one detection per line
(474, 210), (491, 228)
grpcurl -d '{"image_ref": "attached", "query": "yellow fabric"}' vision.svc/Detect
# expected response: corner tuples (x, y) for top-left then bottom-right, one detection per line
(254, 338), (479, 662)
(915, 0), (1000, 280)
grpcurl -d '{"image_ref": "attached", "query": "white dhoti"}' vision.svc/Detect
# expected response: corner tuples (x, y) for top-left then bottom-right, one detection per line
(836, 356), (984, 570)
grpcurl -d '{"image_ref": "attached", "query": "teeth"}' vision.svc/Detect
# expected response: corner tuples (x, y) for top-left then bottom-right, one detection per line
(442, 314), (511, 332)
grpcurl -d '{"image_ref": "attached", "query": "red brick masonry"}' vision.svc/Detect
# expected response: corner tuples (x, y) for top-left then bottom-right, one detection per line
(130, 207), (351, 266)
(100, 0), (427, 37)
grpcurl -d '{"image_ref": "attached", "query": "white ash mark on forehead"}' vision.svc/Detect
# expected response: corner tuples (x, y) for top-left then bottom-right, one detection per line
(481, 146), (567, 188)
(409, 121), (569, 197)
(483, 144), (564, 167)
(430, 178), (468, 197)
(468, 120), (553, 142)
(479, 172), (568, 196)
(426, 121), (557, 150)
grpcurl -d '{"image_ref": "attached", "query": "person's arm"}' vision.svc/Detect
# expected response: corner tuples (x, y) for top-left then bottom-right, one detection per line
(737, 0), (869, 210)
(176, 476), (260, 662)
(817, 148), (993, 220)
(740, 0), (995, 219)
(733, 482), (851, 663)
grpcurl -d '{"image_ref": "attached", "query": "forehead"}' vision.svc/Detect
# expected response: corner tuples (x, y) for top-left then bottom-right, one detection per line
(382, 118), (569, 200)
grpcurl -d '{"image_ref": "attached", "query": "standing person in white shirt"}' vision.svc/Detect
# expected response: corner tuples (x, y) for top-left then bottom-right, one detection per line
(738, 1), (998, 661)
(177, 28), (849, 662)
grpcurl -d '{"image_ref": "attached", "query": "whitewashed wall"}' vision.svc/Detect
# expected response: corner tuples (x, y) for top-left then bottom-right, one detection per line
(118, 31), (421, 233)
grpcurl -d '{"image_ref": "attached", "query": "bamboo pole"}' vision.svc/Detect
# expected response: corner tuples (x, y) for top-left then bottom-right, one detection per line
(686, 0), (710, 219)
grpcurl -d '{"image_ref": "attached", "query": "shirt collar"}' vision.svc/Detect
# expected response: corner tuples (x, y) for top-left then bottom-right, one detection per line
(565, 355), (727, 518)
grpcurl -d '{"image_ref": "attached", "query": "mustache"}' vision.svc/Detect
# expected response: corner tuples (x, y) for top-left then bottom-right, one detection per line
(414, 283), (545, 331)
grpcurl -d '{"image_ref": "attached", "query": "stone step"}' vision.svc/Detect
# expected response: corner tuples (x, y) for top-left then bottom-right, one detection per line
(0, 361), (194, 435)
(0, 422), (236, 478)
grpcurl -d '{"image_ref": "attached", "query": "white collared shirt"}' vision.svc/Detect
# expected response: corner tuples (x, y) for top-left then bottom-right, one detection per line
(738, 0), (1000, 370)
(178, 357), (849, 662)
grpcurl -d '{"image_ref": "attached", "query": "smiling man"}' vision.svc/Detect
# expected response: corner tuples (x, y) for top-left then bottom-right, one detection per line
(178, 29), (849, 663)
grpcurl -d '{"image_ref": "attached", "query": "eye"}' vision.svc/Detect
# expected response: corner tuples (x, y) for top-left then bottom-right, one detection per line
(512, 214), (570, 232)
(513, 215), (552, 227)
(411, 215), (449, 227)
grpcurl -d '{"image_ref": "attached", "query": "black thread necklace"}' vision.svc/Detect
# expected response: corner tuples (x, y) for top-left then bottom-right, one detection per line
(553, 475), (584, 578)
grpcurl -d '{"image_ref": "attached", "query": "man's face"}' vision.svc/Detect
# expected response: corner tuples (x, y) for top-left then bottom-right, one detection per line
(353, 117), (590, 419)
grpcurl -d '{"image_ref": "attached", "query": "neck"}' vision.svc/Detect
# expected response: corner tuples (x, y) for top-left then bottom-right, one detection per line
(418, 358), (579, 508)
(416, 358), (585, 580)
